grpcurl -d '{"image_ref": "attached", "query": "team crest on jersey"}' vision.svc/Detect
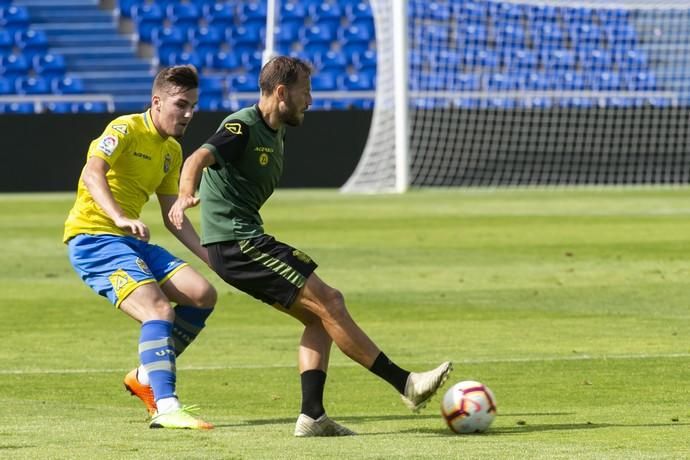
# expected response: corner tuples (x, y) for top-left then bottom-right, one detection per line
(292, 250), (312, 264)
(259, 153), (269, 166)
(97, 134), (118, 156)
(164, 153), (171, 173)
(111, 124), (128, 135)
(135, 258), (152, 275)
(224, 122), (243, 135)
(108, 268), (134, 294)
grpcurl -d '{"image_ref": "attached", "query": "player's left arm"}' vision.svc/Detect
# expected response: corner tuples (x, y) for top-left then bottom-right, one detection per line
(157, 193), (210, 266)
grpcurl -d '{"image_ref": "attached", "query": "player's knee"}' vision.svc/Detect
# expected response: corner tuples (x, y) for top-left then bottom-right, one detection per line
(322, 287), (349, 322)
(199, 283), (217, 307)
(150, 299), (175, 322)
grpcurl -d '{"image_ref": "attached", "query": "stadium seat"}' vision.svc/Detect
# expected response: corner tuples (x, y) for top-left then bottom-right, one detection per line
(132, 3), (164, 42)
(456, 23), (488, 47)
(52, 76), (85, 94)
(625, 71), (656, 90)
(275, 18), (303, 43)
(352, 49), (375, 72)
(0, 6), (30, 34)
(0, 30), (13, 56)
(489, 2), (524, 23)
(167, 2), (201, 31)
(166, 50), (204, 69)
(239, 1), (267, 21)
(227, 73), (259, 92)
(34, 53), (67, 77)
(590, 71), (621, 90)
(309, 2), (342, 31)
(0, 54), (31, 78)
(339, 71), (374, 91)
(152, 26), (188, 62)
(318, 49), (349, 71)
(43, 101), (73, 113)
(562, 6), (595, 24)
(540, 49), (576, 71)
(605, 23), (637, 49)
(569, 23), (602, 47)
(530, 22), (565, 48)
(281, 1), (307, 20)
(451, 2), (487, 24)
(525, 3), (560, 23)
(232, 24), (264, 47)
(344, 1), (373, 22)
(240, 49), (263, 73)
(0, 76), (13, 94)
(117, 0), (141, 18)
(578, 48), (612, 70)
(72, 101), (109, 113)
(1, 102), (34, 114)
(524, 72), (552, 90)
(205, 2), (234, 29)
(311, 70), (339, 91)
(15, 29), (49, 61)
(486, 72), (524, 91)
(210, 50), (241, 71)
(614, 49), (647, 70)
(199, 75), (225, 99)
(16, 76), (51, 94)
(557, 71), (586, 90)
(503, 48), (538, 70)
(494, 24), (527, 48)
(191, 27), (223, 57)
(452, 73), (481, 91)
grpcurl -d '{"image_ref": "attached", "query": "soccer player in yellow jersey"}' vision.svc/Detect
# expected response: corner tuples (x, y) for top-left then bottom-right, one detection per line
(64, 65), (215, 430)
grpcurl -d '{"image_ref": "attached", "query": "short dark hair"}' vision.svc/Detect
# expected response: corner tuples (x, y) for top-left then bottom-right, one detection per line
(152, 65), (199, 96)
(259, 56), (312, 94)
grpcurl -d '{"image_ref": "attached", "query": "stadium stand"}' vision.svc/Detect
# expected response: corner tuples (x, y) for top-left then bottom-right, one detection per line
(0, 0), (685, 113)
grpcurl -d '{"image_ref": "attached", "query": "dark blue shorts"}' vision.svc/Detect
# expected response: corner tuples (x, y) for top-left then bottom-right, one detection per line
(68, 234), (187, 307)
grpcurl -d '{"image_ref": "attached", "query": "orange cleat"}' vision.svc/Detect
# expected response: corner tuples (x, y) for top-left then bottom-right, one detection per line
(124, 368), (157, 416)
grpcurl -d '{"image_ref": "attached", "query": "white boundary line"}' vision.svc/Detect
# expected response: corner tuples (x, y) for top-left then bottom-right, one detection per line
(3, 352), (690, 375)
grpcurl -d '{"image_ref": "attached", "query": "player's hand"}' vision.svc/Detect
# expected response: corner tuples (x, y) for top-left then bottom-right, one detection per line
(168, 195), (200, 230)
(114, 216), (150, 242)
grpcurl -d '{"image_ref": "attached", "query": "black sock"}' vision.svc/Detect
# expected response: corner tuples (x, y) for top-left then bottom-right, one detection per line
(300, 369), (327, 419)
(369, 352), (410, 394)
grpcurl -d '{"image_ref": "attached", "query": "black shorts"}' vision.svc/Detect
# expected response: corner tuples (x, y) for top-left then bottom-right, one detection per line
(207, 234), (318, 308)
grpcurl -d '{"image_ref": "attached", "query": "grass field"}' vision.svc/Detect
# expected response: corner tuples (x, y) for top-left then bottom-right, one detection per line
(2, 188), (690, 459)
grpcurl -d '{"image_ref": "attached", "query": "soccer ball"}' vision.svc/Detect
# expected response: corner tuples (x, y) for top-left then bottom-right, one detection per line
(441, 380), (497, 434)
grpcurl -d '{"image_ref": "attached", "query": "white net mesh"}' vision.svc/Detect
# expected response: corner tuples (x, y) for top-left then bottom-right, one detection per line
(342, 0), (690, 192)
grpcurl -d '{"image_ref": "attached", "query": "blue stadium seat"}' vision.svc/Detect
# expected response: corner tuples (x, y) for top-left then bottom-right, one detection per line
(597, 7), (630, 25)
(281, 1), (307, 20)
(339, 71), (374, 90)
(348, 98), (374, 110)
(199, 75), (225, 99)
(339, 23), (372, 45)
(426, 2), (451, 21)
(275, 18), (303, 43)
(16, 76), (51, 94)
(590, 71), (621, 90)
(0, 76), (13, 94)
(525, 4), (560, 24)
(167, 50), (204, 69)
(15, 29), (49, 61)
(0, 6), (29, 34)
(625, 71), (656, 90)
(562, 6), (595, 24)
(530, 22), (565, 49)
(352, 48), (375, 71)
(309, 2), (342, 31)
(569, 23), (602, 47)
(614, 49), (647, 70)
(540, 48), (576, 71)
(311, 70), (339, 91)
(117, 0), (141, 18)
(239, 1), (267, 21)
(153, 26), (188, 62)
(451, 2), (487, 24)
(503, 48), (538, 70)
(605, 23), (637, 50)
(240, 49), (263, 73)
(494, 23), (527, 48)
(344, 1), (373, 22)
(578, 48), (612, 70)
(0, 30), (13, 56)
(34, 53), (66, 77)
(210, 50), (241, 71)
(232, 24), (264, 47)
(318, 49), (349, 71)
(301, 24), (337, 46)
(0, 54), (30, 78)
(1, 102), (34, 114)
(524, 72), (552, 90)
(167, 2), (201, 27)
(73, 101), (109, 113)
(456, 23), (488, 47)
(452, 73), (481, 91)
(486, 72), (523, 91)
(52, 76), (85, 94)
(44, 101), (73, 113)
(227, 73), (258, 92)
(191, 27), (223, 57)
(132, 4), (165, 42)
(489, 2), (524, 23)
(557, 71), (586, 90)
(205, 2), (234, 28)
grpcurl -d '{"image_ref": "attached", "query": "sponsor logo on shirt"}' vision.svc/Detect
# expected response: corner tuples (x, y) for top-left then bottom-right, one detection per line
(255, 146), (273, 166)
(111, 124), (128, 135)
(133, 151), (152, 160)
(224, 122), (243, 135)
(97, 134), (118, 156)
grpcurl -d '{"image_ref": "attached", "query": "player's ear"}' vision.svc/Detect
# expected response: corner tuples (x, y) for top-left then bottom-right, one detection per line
(276, 84), (287, 102)
(152, 94), (161, 111)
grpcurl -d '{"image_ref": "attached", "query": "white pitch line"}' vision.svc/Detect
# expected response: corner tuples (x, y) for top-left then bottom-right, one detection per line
(2, 352), (690, 375)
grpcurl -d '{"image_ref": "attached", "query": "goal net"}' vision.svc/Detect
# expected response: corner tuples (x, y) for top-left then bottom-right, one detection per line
(341, 0), (690, 192)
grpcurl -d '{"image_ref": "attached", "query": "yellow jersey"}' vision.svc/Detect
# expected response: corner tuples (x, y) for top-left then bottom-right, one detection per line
(63, 110), (183, 242)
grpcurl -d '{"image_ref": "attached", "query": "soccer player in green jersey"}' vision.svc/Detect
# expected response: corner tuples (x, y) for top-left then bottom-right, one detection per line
(65, 65), (215, 429)
(169, 56), (452, 436)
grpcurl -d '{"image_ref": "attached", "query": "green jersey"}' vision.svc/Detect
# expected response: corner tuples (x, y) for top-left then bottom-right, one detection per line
(199, 105), (286, 244)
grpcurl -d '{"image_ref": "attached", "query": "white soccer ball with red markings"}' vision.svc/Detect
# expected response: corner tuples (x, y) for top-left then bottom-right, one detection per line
(441, 380), (497, 434)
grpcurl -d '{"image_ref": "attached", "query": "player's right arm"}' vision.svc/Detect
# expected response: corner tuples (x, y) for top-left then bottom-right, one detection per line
(81, 154), (150, 241)
(168, 147), (215, 230)
(168, 119), (249, 230)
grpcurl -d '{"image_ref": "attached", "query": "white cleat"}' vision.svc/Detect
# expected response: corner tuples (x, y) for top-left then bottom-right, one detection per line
(401, 361), (453, 412)
(294, 413), (356, 437)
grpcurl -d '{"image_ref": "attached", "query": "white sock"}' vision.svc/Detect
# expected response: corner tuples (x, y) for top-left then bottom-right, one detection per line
(137, 365), (149, 386)
(156, 397), (181, 414)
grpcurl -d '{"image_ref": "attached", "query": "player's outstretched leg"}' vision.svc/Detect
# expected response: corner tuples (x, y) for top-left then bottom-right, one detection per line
(294, 414), (356, 437)
(124, 368), (157, 416)
(401, 361), (453, 412)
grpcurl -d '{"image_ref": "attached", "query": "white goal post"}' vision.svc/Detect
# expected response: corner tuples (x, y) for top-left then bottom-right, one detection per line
(341, 0), (690, 193)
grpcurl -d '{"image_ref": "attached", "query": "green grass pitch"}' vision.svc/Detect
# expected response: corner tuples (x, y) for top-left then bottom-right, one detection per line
(1, 188), (690, 459)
